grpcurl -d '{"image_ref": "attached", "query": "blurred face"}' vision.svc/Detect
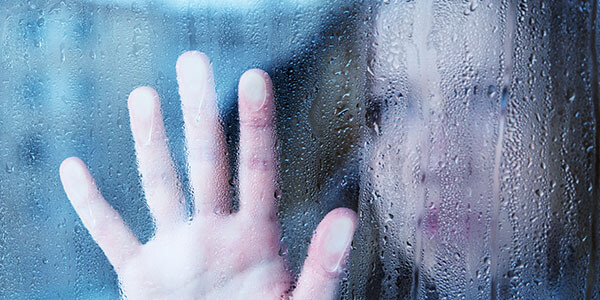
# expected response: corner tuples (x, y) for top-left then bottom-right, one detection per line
(367, 0), (502, 285)
(359, 1), (596, 299)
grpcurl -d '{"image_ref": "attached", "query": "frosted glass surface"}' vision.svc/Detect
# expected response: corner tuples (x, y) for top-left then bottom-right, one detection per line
(0, 0), (598, 299)
(0, 1), (366, 298)
(348, 1), (600, 299)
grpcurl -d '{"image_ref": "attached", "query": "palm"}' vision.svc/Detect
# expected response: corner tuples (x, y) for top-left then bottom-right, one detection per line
(59, 51), (356, 300)
(118, 221), (289, 299)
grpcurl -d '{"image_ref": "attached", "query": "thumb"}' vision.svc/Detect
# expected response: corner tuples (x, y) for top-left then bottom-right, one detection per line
(292, 208), (357, 300)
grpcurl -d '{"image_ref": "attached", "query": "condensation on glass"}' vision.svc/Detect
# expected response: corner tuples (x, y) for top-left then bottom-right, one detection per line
(348, 1), (600, 300)
(0, 0), (367, 298)
(0, 0), (598, 299)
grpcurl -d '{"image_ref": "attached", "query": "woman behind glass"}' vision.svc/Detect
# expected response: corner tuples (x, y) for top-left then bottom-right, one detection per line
(348, 1), (599, 299)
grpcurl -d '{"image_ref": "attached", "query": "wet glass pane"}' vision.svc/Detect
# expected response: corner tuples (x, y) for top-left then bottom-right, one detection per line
(0, 1), (366, 298)
(350, 1), (600, 299)
(0, 0), (598, 299)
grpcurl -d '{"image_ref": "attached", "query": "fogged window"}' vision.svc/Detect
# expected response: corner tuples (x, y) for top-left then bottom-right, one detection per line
(0, 1), (365, 298)
(349, 1), (599, 300)
(0, 0), (599, 299)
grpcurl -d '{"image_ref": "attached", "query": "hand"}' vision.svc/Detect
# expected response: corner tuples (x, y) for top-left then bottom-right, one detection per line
(59, 51), (357, 300)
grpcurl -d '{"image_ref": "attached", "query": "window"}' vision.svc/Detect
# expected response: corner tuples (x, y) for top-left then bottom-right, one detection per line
(0, 1), (598, 299)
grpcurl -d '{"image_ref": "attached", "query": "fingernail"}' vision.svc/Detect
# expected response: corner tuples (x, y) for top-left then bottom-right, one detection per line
(129, 88), (156, 144)
(62, 161), (89, 202)
(176, 52), (209, 109)
(320, 216), (355, 273)
(240, 71), (266, 111)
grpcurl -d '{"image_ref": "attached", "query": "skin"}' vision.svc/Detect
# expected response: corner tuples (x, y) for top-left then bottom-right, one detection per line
(59, 51), (357, 300)
(358, 2), (512, 298)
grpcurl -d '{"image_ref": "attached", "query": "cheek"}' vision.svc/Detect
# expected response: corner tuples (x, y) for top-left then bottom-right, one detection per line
(369, 111), (496, 247)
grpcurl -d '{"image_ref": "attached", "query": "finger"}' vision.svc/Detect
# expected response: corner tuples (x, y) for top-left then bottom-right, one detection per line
(176, 51), (230, 217)
(237, 69), (277, 219)
(293, 208), (357, 300)
(128, 87), (183, 227)
(60, 157), (141, 269)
